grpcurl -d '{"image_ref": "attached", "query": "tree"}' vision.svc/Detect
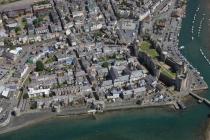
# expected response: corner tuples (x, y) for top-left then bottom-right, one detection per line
(15, 27), (21, 34)
(33, 16), (43, 27)
(53, 55), (58, 61)
(33, 19), (40, 27)
(49, 92), (56, 97)
(23, 93), (29, 99)
(22, 18), (28, 29)
(102, 61), (109, 68)
(136, 100), (143, 105)
(63, 80), (68, 85)
(11, 111), (16, 116)
(4, 39), (15, 49)
(22, 18), (27, 24)
(35, 60), (45, 72)
(30, 101), (37, 109)
(28, 77), (32, 83)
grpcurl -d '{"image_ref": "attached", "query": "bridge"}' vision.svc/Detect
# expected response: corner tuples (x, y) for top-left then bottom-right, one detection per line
(189, 92), (210, 106)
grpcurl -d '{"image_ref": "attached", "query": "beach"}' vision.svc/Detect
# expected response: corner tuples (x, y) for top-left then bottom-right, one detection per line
(0, 111), (55, 135)
(205, 120), (210, 140)
(0, 102), (176, 135)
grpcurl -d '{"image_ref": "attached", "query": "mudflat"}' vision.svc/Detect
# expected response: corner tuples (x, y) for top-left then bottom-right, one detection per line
(205, 119), (210, 140)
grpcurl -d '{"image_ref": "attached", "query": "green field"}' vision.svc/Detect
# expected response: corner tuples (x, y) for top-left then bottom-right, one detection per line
(139, 41), (175, 79)
(160, 66), (176, 79)
(139, 41), (159, 59)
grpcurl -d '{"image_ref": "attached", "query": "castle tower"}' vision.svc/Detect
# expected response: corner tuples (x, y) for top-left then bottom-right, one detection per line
(175, 72), (188, 91)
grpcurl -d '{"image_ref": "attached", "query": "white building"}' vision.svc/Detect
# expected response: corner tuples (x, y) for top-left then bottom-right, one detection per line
(21, 64), (29, 78)
(72, 11), (84, 18)
(139, 10), (150, 21)
(9, 47), (23, 61)
(28, 88), (50, 98)
(90, 23), (103, 31)
(0, 86), (10, 98)
(9, 47), (22, 55)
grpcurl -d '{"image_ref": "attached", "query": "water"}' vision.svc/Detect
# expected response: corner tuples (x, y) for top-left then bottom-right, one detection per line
(1, 0), (210, 140)
(1, 106), (209, 140)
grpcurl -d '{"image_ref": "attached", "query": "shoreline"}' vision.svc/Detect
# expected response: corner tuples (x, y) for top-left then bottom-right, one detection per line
(0, 112), (55, 135)
(0, 0), (209, 139)
(205, 119), (210, 140)
(0, 103), (175, 135)
(0, 89), (206, 136)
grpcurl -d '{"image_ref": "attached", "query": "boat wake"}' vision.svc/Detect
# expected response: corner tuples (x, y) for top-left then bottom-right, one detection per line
(200, 48), (210, 65)
(192, 6), (207, 38)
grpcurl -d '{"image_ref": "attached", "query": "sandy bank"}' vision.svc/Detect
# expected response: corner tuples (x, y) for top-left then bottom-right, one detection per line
(205, 119), (210, 140)
(0, 111), (55, 135)
(0, 103), (174, 135)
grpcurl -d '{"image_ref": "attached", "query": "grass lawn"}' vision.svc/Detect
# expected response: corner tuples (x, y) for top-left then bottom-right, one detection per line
(45, 57), (55, 64)
(160, 66), (176, 79)
(139, 41), (159, 59)
(99, 56), (108, 62)
(139, 41), (176, 79)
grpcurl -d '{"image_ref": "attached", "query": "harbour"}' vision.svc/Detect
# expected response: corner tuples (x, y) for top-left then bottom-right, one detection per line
(0, 0), (210, 140)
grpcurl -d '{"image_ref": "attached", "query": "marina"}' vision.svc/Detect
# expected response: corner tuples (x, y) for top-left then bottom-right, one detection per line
(198, 16), (205, 37)
(192, 14), (196, 35)
(192, 7), (200, 37)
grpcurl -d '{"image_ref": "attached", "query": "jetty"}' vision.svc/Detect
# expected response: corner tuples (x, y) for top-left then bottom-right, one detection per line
(189, 92), (210, 106)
